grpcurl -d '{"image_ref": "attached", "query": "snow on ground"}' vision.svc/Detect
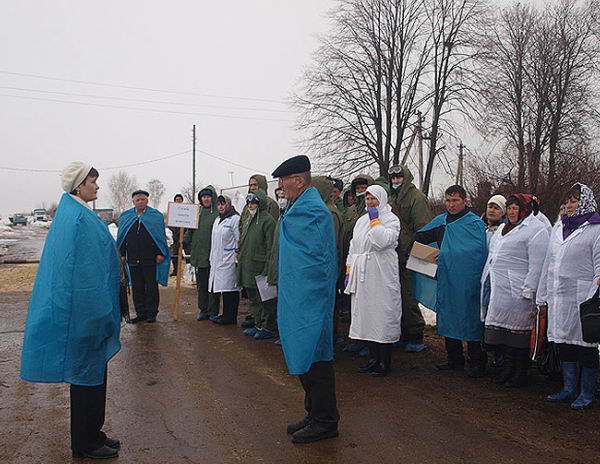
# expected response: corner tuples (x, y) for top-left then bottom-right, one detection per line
(108, 223), (118, 240)
(420, 304), (436, 326)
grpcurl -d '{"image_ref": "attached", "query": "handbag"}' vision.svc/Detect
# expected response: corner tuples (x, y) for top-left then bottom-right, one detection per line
(119, 263), (131, 323)
(530, 305), (547, 361)
(579, 288), (600, 343)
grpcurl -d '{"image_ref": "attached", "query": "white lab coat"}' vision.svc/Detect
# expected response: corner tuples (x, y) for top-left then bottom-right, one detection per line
(536, 221), (600, 347)
(534, 212), (553, 232)
(208, 214), (241, 293)
(345, 197), (402, 343)
(481, 214), (549, 330)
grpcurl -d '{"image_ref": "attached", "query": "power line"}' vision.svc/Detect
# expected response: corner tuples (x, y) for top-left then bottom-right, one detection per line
(197, 149), (270, 176)
(0, 70), (288, 105)
(0, 85), (295, 114)
(0, 150), (192, 173)
(0, 93), (295, 122)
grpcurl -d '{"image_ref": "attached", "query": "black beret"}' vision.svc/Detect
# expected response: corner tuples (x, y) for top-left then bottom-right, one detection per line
(131, 189), (150, 198)
(271, 155), (311, 178)
(332, 178), (344, 191)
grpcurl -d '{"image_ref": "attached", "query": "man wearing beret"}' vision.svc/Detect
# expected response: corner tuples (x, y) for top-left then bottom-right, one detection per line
(116, 190), (170, 323)
(273, 155), (340, 444)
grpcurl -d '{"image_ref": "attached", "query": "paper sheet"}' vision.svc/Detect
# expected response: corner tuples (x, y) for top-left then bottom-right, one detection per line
(255, 275), (278, 302)
(406, 255), (438, 278)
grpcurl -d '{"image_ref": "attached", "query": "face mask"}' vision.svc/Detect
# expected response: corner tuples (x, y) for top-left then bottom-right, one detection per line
(249, 208), (258, 216)
(278, 198), (288, 209)
(356, 191), (366, 197)
(392, 184), (401, 190)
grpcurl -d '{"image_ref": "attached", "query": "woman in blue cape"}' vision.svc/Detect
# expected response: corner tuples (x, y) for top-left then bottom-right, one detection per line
(273, 155), (340, 445)
(20, 162), (122, 459)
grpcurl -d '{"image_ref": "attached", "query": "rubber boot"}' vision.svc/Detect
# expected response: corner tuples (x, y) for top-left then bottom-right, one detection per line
(571, 367), (598, 410)
(371, 343), (392, 377)
(547, 362), (579, 403)
(504, 348), (529, 388)
(493, 347), (514, 384)
(358, 342), (379, 373)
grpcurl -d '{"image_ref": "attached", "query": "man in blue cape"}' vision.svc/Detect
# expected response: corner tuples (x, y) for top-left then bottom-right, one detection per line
(116, 189), (170, 323)
(412, 185), (488, 377)
(273, 155), (340, 444)
(21, 162), (122, 459)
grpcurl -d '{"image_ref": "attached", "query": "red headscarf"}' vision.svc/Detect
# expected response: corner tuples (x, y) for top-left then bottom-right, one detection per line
(502, 194), (537, 235)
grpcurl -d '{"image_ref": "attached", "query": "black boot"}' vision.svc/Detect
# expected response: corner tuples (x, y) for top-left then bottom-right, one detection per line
(371, 343), (392, 377)
(504, 348), (529, 388)
(493, 346), (514, 384)
(358, 342), (379, 373)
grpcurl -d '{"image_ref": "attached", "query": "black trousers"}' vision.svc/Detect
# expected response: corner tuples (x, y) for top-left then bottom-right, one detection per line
(445, 337), (486, 366)
(298, 362), (339, 429)
(70, 374), (107, 452)
(558, 343), (600, 369)
(129, 264), (159, 318)
(216, 291), (240, 322)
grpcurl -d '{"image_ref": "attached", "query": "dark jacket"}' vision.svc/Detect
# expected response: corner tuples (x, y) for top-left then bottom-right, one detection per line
(388, 166), (434, 263)
(184, 185), (219, 268)
(119, 219), (161, 265)
(237, 189), (276, 288)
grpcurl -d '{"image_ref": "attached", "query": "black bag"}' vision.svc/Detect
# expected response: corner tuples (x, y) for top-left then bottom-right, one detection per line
(580, 288), (600, 343)
(119, 263), (131, 323)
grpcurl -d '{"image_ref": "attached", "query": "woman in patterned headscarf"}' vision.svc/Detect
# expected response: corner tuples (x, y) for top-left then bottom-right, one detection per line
(537, 183), (600, 409)
(481, 194), (550, 387)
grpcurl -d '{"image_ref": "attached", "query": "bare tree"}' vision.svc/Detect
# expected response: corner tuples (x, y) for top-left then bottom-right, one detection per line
(421, 0), (486, 196)
(109, 171), (138, 214)
(179, 181), (203, 203)
(146, 179), (166, 208)
(295, 0), (431, 178)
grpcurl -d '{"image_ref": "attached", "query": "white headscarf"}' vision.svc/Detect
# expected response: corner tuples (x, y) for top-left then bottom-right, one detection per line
(366, 184), (392, 215)
(61, 161), (92, 193)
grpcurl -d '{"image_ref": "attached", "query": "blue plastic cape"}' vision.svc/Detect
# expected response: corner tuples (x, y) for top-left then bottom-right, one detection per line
(413, 212), (487, 341)
(21, 194), (121, 386)
(278, 187), (337, 375)
(116, 206), (170, 286)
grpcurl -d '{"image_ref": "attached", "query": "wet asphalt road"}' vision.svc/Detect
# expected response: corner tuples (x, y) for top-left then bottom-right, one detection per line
(0, 225), (47, 261)
(2, 283), (600, 464)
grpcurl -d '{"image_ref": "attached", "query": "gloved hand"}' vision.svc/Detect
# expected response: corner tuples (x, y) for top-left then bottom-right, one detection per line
(367, 207), (379, 221)
(344, 265), (350, 288)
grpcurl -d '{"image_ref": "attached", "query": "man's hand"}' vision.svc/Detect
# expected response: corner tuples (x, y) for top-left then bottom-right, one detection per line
(156, 255), (165, 264)
(120, 257), (126, 265)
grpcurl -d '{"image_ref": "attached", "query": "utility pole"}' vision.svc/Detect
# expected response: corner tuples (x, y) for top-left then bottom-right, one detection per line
(456, 142), (465, 186)
(416, 112), (424, 189)
(192, 124), (196, 203)
(228, 171), (234, 187)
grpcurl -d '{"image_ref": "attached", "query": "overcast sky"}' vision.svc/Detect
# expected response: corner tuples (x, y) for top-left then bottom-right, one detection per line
(0, 0), (538, 216)
(0, 0), (341, 215)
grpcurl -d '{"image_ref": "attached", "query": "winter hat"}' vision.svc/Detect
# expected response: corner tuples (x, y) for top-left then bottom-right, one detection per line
(61, 161), (92, 193)
(272, 155), (311, 177)
(487, 194), (507, 214)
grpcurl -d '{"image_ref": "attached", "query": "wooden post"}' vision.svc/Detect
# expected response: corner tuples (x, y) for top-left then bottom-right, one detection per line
(172, 227), (185, 321)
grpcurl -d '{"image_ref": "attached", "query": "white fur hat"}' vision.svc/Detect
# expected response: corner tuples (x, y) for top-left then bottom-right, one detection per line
(61, 161), (92, 193)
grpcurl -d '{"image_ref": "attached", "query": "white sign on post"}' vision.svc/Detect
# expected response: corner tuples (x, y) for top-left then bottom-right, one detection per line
(166, 202), (200, 229)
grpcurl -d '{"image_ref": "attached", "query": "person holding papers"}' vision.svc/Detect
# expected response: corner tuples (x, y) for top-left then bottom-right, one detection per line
(237, 189), (277, 339)
(345, 185), (401, 377)
(480, 194), (549, 387)
(413, 185), (488, 377)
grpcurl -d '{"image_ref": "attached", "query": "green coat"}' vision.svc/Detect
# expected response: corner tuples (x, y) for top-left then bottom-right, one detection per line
(340, 174), (375, 272)
(239, 174), (279, 230)
(388, 166), (433, 262)
(313, 176), (343, 274)
(184, 185), (218, 269)
(237, 189), (276, 288)
(267, 220), (280, 286)
(335, 197), (346, 218)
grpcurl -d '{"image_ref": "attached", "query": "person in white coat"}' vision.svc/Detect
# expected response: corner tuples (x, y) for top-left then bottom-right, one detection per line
(481, 194), (549, 387)
(209, 195), (241, 325)
(344, 184), (401, 377)
(538, 183), (600, 409)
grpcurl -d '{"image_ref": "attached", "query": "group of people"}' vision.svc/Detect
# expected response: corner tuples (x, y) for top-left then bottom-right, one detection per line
(18, 155), (600, 458)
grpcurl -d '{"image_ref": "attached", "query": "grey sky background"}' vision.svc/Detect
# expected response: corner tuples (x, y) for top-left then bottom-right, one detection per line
(0, 0), (533, 216)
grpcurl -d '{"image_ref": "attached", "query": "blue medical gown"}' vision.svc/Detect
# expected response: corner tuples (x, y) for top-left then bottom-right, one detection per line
(116, 206), (170, 286)
(277, 187), (337, 375)
(21, 194), (121, 386)
(412, 212), (487, 342)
